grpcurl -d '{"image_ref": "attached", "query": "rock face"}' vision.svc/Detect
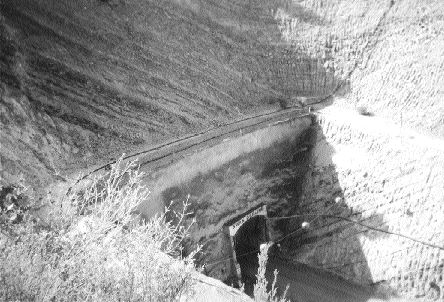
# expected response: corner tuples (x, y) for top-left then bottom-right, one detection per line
(261, 1), (444, 299)
(1, 0), (443, 300)
(273, 0), (444, 137)
(0, 0), (335, 192)
(288, 107), (444, 300)
(3, 0), (442, 192)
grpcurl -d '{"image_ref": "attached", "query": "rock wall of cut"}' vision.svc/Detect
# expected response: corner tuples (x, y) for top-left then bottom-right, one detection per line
(273, 0), (444, 137)
(288, 107), (444, 300)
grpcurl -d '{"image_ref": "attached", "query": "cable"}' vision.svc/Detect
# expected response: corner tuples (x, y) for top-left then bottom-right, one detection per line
(205, 209), (444, 268)
(62, 0), (394, 197)
(310, 243), (443, 286)
(321, 243), (418, 271)
(319, 215), (444, 251)
(273, 201), (340, 244)
(205, 202), (340, 267)
(65, 106), (311, 194)
(269, 213), (444, 250)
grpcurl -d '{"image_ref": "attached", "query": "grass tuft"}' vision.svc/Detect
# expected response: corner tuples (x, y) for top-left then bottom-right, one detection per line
(253, 243), (289, 302)
(0, 157), (196, 302)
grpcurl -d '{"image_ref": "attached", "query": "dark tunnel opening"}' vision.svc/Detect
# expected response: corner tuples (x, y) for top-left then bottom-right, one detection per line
(233, 215), (268, 296)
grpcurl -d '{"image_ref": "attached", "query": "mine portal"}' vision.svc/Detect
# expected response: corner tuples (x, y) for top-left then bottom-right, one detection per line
(226, 204), (268, 294)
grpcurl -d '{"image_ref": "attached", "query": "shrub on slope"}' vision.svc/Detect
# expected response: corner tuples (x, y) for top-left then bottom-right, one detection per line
(0, 158), (196, 302)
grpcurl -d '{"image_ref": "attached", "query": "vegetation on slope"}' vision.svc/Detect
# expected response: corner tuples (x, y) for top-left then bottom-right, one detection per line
(0, 157), (290, 302)
(0, 158), (197, 301)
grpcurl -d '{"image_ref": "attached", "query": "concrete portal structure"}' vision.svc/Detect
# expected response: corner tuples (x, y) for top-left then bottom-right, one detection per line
(134, 112), (312, 282)
(225, 204), (268, 292)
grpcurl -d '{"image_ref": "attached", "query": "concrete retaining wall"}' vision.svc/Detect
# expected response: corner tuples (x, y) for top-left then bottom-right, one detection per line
(136, 115), (312, 281)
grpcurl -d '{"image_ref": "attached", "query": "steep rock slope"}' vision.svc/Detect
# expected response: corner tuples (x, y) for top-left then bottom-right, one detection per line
(1, 0), (364, 192)
(0, 0), (294, 190)
(285, 108), (444, 299)
(1, 0), (443, 198)
(274, 0), (444, 136)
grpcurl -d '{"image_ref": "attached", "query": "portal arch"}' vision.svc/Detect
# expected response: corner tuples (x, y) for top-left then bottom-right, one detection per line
(226, 204), (268, 294)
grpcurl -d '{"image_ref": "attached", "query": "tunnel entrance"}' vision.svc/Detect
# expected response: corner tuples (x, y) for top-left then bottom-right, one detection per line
(234, 215), (267, 294)
(227, 204), (268, 295)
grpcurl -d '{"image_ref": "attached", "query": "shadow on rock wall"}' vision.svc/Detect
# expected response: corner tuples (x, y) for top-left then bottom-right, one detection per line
(159, 123), (315, 282)
(280, 119), (392, 287)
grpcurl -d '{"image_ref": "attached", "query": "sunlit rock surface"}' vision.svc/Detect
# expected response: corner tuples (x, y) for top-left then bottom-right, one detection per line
(0, 0), (337, 192)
